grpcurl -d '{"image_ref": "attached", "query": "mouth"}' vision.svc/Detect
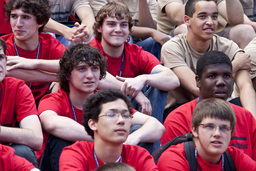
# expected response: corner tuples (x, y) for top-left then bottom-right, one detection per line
(203, 28), (214, 33)
(114, 129), (127, 134)
(210, 140), (223, 147)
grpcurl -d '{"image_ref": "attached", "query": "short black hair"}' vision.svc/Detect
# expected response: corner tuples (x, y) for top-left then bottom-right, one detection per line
(58, 43), (107, 93)
(82, 89), (133, 139)
(196, 51), (232, 78)
(185, 0), (217, 17)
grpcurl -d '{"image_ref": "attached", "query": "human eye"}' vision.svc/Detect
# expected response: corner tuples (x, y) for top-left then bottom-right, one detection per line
(224, 74), (231, 78)
(198, 15), (206, 19)
(219, 125), (230, 132)
(23, 16), (30, 20)
(208, 74), (215, 78)
(121, 112), (131, 119)
(10, 14), (17, 19)
(203, 123), (215, 130)
(106, 112), (118, 117)
(77, 66), (85, 72)
(121, 23), (128, 28)
(92, 66), (99, 71)
(212, 15), (218, 20)
(107, 22), (115, 27)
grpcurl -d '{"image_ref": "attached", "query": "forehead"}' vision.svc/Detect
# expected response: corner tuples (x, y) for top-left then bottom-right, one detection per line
(101, 99), (128, 112)
(201, 117), (231, 125)
(104, 16), (128, 22)
(76, 61), (99, 66)
(194, 1), (218, 15)
(203, 64), (232, 74)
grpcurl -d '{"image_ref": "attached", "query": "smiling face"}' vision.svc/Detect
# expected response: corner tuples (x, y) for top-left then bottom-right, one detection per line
(185, 1), (218, 41)
(97, 16), (129, 51)
(69, 62), (100, 96)
(10, 8), (42, 43)
(192, 117), (231, 164)
(196, 64), (233, 100)
(89, 99), (132, 145)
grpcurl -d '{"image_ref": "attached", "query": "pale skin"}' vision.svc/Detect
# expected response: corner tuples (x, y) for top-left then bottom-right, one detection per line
(43, 6), (95, 43)
(0, 48), (43, 151)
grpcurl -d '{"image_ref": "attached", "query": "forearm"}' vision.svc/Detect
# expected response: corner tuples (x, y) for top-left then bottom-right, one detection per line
(130, 26), (157, 39)
(138, 0), (156, 29)
(146, 66), (180, 91)
(235, 70), (256, 118)
(97, 72), (122, 90)
(42, 115), (93, 142)
(165, 2), (185, 26)
(130, 113), (165, 143)
(77, 6), (95, 38)
(7, 68), (58, 82)
(224, 0), (244, 25)
(0, 124), (42, 151)
(43, 18), (70, 37)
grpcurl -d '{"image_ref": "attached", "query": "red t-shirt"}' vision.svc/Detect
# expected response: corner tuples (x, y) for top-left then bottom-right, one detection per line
(90, 38), (161, 77)
(0, 144), (36, 171)
(157, 143), (256, 171)
(59, 141), (159, 171)
(0, 0), (12, 35)
(0, 77), (38, 127)
(1, 33), (66, 101)
(161, 99), (256, 160)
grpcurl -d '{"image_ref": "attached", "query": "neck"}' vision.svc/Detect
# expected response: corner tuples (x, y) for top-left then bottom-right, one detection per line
(101, 40), (124, 58)
(186, 33), (210, 53)
(14, 36), (39, 51)
(194, 139), (222, 164)
(69, 90), (92, 110)
(94, 138), (123, 163)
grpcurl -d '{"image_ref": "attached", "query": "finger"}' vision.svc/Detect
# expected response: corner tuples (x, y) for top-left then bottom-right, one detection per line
(116, 76), (126, 82)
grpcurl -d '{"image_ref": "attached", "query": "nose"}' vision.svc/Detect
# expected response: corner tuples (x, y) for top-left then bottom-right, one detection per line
(86, 68), (93, 78)
(16, 17), (23, 27)
(114, 24), (121, 32)
(216, 76), (225, 86)
(116, 114), (125, 124)
(213, 126), (221, 137)
(206, 16), (213, 25)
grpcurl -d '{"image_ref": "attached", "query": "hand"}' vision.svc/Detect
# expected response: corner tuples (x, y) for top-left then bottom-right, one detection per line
(233, 52), (251, 72)
(151, 30), (170, 45)
(6, 56), (37, 71)
(72, 22), (92, 43)
(134, 92), (152, 115)
(116, 75), (147, 98)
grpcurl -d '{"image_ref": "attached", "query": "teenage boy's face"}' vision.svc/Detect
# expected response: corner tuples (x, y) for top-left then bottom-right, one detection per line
(185, 1), (218, 41)
(69, 61), (100, 95)
(196, 64), (233, 100)
(192, 117), (231, 163)
(90, 99), (132, 144)
(10, 8), (42, 42)
(0, 47), (7, 82)
(97, 16), (129, 49)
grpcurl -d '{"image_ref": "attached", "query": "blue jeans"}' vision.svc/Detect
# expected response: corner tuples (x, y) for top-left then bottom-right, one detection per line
(135, 37), (162, 61)
(11, 144), (38, 168)
(39, 135), (73, 171)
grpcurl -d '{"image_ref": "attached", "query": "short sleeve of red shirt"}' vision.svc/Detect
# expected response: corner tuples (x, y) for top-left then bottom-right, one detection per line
(0, 77), (38, 126)
(0, 144), (36, 171)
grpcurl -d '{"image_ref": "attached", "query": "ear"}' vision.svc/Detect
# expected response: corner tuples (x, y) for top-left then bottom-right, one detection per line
(184, 15), (190, 26)
(97, 26), (102, 34)
(88, 119), (98, 131)
(192, 126), (199, 138)
(195, 75), (200, 88)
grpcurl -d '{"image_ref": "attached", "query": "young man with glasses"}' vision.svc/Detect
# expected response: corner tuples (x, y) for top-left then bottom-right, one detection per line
(59, 89), (158, 171)
(158, 98), (256, 170)
(161, 51), (256, 161)
(38, 43), (164, 171)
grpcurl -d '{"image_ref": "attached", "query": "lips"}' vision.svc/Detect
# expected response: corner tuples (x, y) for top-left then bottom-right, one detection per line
(203, 28), (214, 34)
(210, 140), (223, 147)
(114, 129), (127, 134)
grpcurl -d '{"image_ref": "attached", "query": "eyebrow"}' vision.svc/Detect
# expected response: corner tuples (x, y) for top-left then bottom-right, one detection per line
(197, 12), (218, 15)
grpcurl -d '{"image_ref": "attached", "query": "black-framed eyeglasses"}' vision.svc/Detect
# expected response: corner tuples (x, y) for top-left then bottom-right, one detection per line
(198, 123), (231, 133)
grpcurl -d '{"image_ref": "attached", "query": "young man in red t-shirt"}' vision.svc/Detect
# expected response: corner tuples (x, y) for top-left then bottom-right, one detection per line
(1, 0), (66, 104)
(59, 89), (159, 171)
(38, 43), (164, 171)
(90, 2), (180, 123)
(158, 98), (256, 170)
(0, 38), (42, 167)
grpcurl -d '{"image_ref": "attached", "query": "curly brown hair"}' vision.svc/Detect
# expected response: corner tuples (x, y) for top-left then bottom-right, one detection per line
(58, 43), (107, 93)
(93, 1), (133, 41)
(4, 0), (51, 32)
